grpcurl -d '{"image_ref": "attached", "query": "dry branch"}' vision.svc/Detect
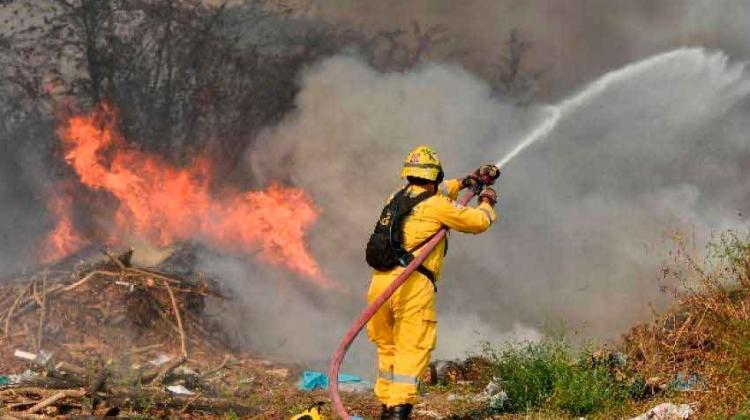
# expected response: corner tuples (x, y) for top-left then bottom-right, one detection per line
(103, 250), (127, 270)
(25, 389), (84, 414)
(35, 276), (46, 352)
(164, 280), (187, 357)
(201, 354), (231, 378)
(4, 413), (45, 420)
(5, 285), (31, 337)
(61, 271), (119, 292)
(86, 360), (112, 395)
(127, 343), (163, 355)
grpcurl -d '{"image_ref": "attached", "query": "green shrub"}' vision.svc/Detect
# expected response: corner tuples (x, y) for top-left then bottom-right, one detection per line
(551, 365), (623, 416)
(484, 339), (571, 412)
(483, 338), (625, 416)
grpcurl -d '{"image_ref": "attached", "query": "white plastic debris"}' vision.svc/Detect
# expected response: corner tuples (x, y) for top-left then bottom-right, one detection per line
(13, 349), (36, 361)
(7, 369), (37, 385)
(488, 391), (509, 410)
(166, 385), (194, 395)
(473, 377), (502, 401)
(13, 349), (52, 365)
(339, 382), (373, 393)
(115, 281), (135, 292)
(37, 350), (53, 365)
(628, 403), (694, 420)
(148, 354), (172, 367)
(473, 377), (508, 410)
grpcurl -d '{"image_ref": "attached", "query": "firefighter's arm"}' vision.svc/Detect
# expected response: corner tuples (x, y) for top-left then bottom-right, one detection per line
(438, 179), (463, 200)
(428, 195), (496, 234)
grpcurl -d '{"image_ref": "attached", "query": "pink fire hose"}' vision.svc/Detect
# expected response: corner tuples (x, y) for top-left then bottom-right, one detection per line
(327, 186), (482, 419)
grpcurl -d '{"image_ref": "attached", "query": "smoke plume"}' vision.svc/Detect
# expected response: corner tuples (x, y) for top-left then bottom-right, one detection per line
(199, 48), (750, 375)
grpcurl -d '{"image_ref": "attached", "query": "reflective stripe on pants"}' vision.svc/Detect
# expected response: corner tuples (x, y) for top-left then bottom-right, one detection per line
(367, 270), (437, 406)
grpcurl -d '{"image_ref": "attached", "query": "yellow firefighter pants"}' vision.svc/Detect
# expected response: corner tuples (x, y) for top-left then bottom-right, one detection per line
(366, 270), (437, 406)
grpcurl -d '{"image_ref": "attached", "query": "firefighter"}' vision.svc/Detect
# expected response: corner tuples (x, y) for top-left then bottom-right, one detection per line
(365, 145), (499, 419)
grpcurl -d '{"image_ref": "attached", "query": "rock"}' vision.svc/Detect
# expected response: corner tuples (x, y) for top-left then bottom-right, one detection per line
(628, 403), (694, 420)
(473, 377), (502, 401)
(471, 377), (509, 410)
(488, 391), (508, 410)
(671, 372), (705, 392)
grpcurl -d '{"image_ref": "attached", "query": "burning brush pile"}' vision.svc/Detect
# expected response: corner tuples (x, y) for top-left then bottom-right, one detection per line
(0, 107), (334, 418)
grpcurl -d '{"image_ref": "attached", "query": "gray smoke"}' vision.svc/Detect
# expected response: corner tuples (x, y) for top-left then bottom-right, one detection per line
(0, 114), (56, 275)
(299, 0), (750, 98)
(200, 48), (750, 376)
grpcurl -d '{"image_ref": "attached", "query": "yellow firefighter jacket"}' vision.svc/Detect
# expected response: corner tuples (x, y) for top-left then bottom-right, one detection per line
(373, 178), (496, 283)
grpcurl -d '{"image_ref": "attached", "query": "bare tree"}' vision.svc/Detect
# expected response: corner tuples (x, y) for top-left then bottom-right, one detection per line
(493, 28), (542, 104)
(370, 20), (451, 71)
(1, 1), (469, 180)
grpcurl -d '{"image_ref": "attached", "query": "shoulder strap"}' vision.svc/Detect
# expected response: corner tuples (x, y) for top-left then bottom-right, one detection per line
(416, 264), (437, 292)
(387, 187), (434, 249)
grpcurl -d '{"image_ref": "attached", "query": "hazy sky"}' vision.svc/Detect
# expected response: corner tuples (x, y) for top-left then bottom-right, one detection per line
(296, 0), (750, 97)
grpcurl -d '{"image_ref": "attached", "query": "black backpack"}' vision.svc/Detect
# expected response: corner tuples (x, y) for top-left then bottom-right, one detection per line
(365, 187), (440, 289)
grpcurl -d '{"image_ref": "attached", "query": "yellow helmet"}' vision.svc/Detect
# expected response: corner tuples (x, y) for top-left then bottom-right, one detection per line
(400, 145), (443, 182)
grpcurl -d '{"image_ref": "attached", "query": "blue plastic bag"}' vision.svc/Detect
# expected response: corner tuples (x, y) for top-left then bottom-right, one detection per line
(297, 371), (370, 391)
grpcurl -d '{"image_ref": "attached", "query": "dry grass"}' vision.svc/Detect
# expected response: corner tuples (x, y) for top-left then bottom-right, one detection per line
(622, 230), (750, 417)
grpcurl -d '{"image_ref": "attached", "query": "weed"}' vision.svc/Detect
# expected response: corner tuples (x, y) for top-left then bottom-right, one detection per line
(482, 338), (625, 416)
(483, 339), (570, 412)
(551, 365), (623, 416)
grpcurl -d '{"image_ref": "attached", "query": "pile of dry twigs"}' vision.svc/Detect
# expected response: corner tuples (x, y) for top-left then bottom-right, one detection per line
(0, 247), (262, 418)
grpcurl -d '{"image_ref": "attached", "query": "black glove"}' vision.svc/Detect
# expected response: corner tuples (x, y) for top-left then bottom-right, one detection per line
(478, 187), (498, 206)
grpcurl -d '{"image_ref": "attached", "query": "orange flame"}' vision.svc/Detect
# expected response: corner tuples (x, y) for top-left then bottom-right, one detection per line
(42, 191), (85, 263)
(55, 106), (327, 286)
